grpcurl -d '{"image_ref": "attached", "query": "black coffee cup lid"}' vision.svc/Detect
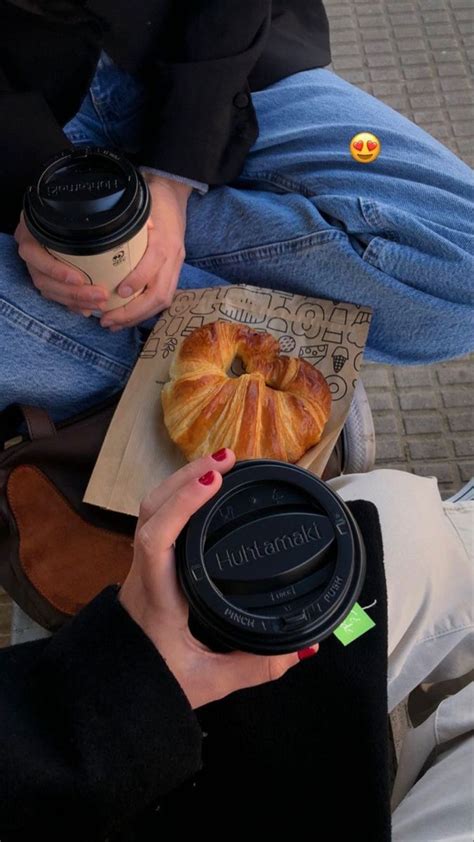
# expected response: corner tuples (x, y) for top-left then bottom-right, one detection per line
(177, 461), (366, 654)
(23, 147), (150, 254)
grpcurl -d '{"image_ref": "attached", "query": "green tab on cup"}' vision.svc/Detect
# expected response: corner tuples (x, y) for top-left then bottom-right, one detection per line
(333, 602), (375, 646)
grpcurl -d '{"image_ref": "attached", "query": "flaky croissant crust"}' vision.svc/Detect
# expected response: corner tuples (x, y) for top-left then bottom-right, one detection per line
(161, 320), (331, 462)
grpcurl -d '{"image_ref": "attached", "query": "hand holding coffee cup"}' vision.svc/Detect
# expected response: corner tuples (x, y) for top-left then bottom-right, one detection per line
(119, 450), (311, 710)
(22, 148), (150, 315)
(14, 214), (108, 317)
(20, 148), (189, 326)
(100, 170), (190, 331)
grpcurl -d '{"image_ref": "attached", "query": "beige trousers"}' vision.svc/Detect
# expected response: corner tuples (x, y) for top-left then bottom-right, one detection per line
(331, 470), (473, 842)
(11, 470), (474, 840)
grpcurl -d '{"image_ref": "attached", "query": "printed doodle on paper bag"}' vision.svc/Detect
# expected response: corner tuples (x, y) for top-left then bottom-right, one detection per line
(140, 319), (165, 358)
(273, 293), (294, 313)
(169, 291), (196, 316)
(279, 335), (297, 354)
(267, 316), (289, 333)
(162, 337), (178, 359)
(298, 344), (328, 365)
(219, 288), (271, 324)
(351, 309), (372, 327)
(347, 331), (365, 349)
(321, 327), (344, 345)
(331, 346), (349, 373)
(140, 337), (160, 359)
(326, 375), (347, 401)
(165, 317), (183, 337)
(291, 301), (325, 339)
(328, 305), (349, 325)
(190, 290), (217, 316)
(354, 351), (363, 372)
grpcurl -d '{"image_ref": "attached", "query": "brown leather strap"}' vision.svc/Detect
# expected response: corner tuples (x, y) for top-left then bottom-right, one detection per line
(0, 404), (56, 445)
(21, 406), (56, 441)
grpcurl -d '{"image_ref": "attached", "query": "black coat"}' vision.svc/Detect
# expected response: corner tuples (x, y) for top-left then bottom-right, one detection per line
(0, 0), (330, 233)
(0, 502), (391, 842)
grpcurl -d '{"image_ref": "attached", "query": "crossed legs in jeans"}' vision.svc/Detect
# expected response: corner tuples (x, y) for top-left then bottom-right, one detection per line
(0, 58), (473, 419)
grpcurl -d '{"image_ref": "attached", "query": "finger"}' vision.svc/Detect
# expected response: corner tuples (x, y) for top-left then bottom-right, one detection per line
(138, 450), (236, 528)
(117, 229), (169, 299)
(16, 219), (86, 285)
(133, 470), (227, 620)
(69, 307), (94, 318)
(136, 468), (225, 558)
(100, 269), (175, 328)
(101, 265), (175, 328)
(102, 245), (183, 328)
(218, 646), (319, 695)
(29, 270), (109, 308)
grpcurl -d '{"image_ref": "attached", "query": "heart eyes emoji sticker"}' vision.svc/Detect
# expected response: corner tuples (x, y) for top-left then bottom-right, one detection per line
(350, 132), (381, 163)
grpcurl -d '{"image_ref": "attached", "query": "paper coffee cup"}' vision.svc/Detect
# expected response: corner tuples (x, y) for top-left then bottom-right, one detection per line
(24, 148), (151, 311)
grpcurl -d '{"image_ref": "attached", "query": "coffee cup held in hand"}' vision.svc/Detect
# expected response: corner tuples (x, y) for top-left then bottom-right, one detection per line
(23, 147), (151, 311)
(177, 460), (366, 654)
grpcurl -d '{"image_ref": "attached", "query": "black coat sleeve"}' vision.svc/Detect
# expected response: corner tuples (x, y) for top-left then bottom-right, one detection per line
(0, 86), (73, 235)
(0, 587), (202, 842)
(138, 1), (272, 185)
(0, 1), (101, 233)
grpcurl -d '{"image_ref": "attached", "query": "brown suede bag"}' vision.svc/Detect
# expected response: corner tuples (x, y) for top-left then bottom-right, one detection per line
(0, 397), (136, 630)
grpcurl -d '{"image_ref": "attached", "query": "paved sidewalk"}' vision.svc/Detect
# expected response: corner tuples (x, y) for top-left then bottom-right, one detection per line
(362, 358), (473, 497)
(325, 0), (473, 498)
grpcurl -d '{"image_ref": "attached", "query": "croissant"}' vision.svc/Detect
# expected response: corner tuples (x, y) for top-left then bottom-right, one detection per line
(161, 320), (332, 463)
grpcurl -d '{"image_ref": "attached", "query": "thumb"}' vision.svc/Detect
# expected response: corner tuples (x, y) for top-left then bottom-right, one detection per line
(220, 645), (319, 694)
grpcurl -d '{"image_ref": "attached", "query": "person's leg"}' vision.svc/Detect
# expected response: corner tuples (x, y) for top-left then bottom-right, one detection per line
(390, 684), (473, 840)
(65, 55), (474, 364)
(0, 232), (143, 420)
(330, 470), (473, 710)
(330, 470), (473, 840)
(185, 69), (474, 364)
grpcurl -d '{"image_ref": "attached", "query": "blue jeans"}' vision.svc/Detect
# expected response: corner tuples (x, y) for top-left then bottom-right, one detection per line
(1, 54), (473, 420)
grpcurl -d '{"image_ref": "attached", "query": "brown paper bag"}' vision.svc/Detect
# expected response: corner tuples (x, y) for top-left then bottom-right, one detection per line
(85, 285), (372, 516)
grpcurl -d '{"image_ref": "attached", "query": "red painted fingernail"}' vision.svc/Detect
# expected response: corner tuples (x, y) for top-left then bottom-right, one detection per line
(297, 647), (317, 661)
(198, 471), (215, 486)
(211, 448), (227, 461)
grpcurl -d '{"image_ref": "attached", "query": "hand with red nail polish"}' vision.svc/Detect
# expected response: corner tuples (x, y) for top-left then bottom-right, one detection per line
(198, 470), (215, 485)
(298, 646), (319, 661)
(211, 448), (228, 462)
(120, 449), (306, 709)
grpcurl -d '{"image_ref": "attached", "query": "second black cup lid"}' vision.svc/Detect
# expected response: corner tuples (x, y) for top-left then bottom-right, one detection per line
(177, 460), (366, 653)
